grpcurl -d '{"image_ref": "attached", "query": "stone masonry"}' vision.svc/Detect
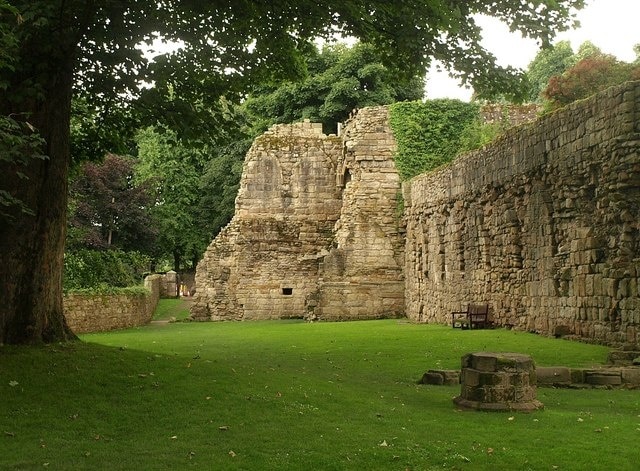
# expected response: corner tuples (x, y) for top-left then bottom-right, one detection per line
(191, 108), (406, 321)
(311, 107), (405, 320)
(193, 82), (639, 346)
(404, 81), (640, 345)
(63, 274), (161, 334)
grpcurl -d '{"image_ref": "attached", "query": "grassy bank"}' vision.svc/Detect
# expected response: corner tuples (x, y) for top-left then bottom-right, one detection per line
(1, 312), (637, 470)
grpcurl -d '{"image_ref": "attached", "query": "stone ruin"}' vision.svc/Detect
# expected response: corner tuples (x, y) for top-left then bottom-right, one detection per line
(453, 352), (543, 412)
(192, 81), (640, 347)
(191, 107), (405, 321)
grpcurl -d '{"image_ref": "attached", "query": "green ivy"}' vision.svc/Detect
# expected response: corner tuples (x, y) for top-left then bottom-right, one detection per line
(63, 249), (151, 291)
(458, 119), (504, 154)
(389, 99), (481, 181)
(64, 286), (150, 296)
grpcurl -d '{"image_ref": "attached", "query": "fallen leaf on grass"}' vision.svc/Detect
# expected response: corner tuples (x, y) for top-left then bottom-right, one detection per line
(229, 450), (237, 458)
(170, 436), (178, 440)
(487, 448), (494, 455)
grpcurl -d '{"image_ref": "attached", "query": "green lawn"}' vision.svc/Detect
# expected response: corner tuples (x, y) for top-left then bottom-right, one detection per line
(151, 297), (192, 321)
(1, 306), (638, 470)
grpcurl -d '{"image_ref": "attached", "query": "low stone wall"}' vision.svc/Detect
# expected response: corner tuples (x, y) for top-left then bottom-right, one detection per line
(63, 275), (161, 334)
(405, 81), (640, 345)
(422, 365), (640, 389)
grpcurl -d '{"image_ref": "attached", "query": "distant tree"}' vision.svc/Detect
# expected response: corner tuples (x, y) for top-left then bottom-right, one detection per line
(526, 41), (576, 102)
(135, 127), (209, 271)
(67, 154), (156, 252)
(574, 40), (603, 62)
(543, 52), (640, 109)
(196, 138), (251, 242)
(245, 43), (425, 134)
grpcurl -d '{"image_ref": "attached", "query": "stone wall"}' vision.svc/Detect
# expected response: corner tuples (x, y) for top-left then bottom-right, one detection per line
(63, 275), (161, 334)
(191, 121), (344, 320)
(404, 81), (640, 345)
(311, 106), (405, 320)
(191, 109), (406, 321)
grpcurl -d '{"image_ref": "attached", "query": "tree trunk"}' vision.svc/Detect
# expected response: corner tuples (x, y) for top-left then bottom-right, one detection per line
(0, 45), (77, 344)
(173, 249), (182, 273)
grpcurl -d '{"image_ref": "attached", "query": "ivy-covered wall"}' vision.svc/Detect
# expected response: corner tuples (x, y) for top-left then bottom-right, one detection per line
(389, 100), (480, 181)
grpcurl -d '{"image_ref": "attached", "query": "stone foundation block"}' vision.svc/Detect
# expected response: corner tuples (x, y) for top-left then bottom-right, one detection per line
(537, 367), (572, 386)
(585, 370), (622, 386)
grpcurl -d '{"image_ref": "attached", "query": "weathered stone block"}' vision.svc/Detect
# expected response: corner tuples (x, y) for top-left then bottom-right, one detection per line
(537, 367), (572, 385)
(585, 370), (623, 386)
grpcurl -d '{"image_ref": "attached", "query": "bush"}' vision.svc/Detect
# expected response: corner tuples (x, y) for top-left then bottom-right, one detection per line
(63, 249), (151, 290)
(458, 119), (504, 154)
(389, 100), (480, 180)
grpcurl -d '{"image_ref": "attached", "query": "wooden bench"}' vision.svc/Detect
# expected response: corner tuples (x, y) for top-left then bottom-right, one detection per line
(451, 304), (490, 329)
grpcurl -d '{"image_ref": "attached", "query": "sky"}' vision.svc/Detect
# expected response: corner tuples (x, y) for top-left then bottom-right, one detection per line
(425, 0), (640, 100)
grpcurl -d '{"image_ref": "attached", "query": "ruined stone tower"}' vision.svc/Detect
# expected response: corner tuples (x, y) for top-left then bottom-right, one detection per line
(191, 107), (405, 321)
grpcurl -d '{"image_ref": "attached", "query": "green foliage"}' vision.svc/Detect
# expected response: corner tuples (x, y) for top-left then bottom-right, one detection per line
(543, 51), (640, 110)
(0, 114), (47, 218)
(197, 138), (252, 239)
(525, 40), (577, 102)
(63, 249), (151, 290)
(4, 321), (635, 470)
(458, 119), (505, 154)
(389, 100), (481, 180)
(135, 127), (211, 270)
(244, 42), (425, 134)
(66, 285), (150, 296)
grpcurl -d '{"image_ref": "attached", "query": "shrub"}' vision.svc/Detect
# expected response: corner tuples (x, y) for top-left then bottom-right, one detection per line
(389, 100), (481, 180)
(63, 249), (151, 290)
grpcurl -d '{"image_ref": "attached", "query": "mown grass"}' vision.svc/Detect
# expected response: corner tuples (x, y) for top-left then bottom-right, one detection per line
(151, 297), (192, 321)
(1, 304), (638, 470)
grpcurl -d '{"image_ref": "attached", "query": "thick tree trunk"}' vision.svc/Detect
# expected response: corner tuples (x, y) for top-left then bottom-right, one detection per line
(0, 49), (77, 344)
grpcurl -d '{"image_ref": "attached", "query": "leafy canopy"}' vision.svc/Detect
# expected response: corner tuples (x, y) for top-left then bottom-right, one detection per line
(543, 47), (640, 110)
(244, 42), (425, 134)
(4, 1), (586, 150)
(67, 154), (157, 253)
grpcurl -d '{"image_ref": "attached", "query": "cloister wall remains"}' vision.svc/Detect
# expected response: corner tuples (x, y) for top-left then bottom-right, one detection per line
(193, 82), (639, 346)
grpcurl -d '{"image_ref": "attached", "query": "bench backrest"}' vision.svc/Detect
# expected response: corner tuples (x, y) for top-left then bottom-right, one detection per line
(468, 304), (488, 315)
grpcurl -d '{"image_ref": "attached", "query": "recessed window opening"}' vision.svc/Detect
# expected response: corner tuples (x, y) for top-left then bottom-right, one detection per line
(282, 287), (293, 296)
(342, 169), (352, 188)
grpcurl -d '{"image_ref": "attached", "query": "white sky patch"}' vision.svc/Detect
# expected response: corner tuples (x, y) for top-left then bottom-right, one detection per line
(425, 0), (640, 101)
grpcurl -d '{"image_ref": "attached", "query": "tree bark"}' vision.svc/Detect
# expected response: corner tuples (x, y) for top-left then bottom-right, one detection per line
(0, 44), (78, 344)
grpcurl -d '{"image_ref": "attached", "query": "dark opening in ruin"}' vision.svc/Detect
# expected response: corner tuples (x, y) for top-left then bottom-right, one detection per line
(282, 288), (293, 295)
(342, 169), (352, 188)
